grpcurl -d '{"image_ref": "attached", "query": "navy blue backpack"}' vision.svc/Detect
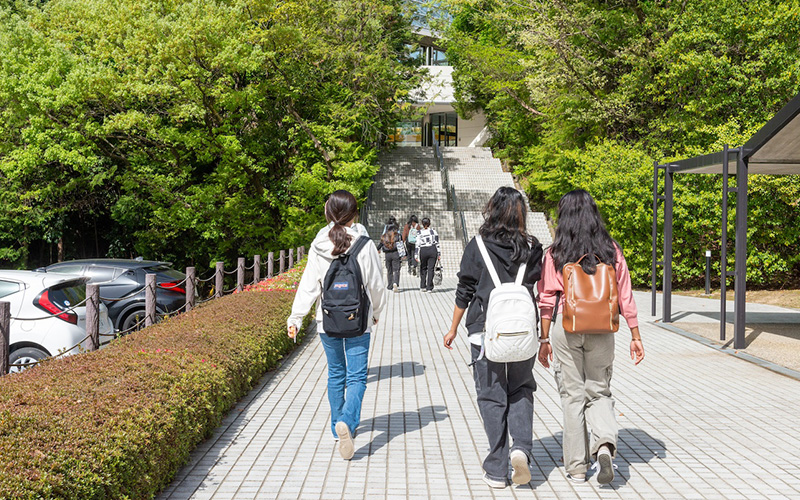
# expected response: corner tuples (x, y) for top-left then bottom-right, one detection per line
(321, 236), (371, 338)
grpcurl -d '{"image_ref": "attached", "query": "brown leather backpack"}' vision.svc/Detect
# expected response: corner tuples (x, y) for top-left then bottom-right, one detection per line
(561, 254), (619, 334)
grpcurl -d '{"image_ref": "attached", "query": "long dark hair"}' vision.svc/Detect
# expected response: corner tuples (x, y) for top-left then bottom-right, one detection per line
(325, 190), (358, 256)
(407, 214), (418, 226)
(381, 224), (399, 247)
(550, 189), (617, 273)
(479, 186), (533, 263)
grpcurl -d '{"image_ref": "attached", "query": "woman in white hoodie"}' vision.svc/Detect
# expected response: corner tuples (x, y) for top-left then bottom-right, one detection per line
(287, 190), (386, 460)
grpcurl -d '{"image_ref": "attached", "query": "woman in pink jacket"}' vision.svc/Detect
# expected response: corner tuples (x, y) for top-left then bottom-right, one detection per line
(537, 189), (645, 485)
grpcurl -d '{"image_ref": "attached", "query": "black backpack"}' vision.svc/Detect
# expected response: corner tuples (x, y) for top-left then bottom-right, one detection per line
(321, 236), (371, 338)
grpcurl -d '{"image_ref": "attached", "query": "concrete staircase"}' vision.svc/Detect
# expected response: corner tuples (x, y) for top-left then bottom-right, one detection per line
(441, 147), (553, 249)
(365, 147), (553, 280)
(366, 148), (462, 277)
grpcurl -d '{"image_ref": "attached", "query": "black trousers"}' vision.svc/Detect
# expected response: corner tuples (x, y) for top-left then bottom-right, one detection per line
(384, 251), (401, 287)
(418, 246), (438, 291)
(406, 242), (417, 271)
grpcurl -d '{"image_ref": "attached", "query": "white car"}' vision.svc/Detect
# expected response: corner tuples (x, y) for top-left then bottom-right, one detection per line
(0, 270), (114, 372)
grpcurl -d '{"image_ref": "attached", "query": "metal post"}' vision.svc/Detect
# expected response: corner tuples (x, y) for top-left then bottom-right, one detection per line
(236, 257), (245, 292)
(288, 248), (294, 270)
(253, 255), (261, 283)
(86, 284), (100, 351)
(721, 144), (730, 340)
(662, 168), (674, 322)
(145, 274), (156, 327)
(705, 251), (711, 295)
(0, 302), (9, 375)
(215, 262), (224, 298)
(268, 252), (274, 278)
(279, 250), (286, 274)
(734, 151), (749, 349)
(186, 267), (196, 312)
(651, 161), (659, 317)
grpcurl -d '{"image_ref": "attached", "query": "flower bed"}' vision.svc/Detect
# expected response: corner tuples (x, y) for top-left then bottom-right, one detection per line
(0, 289), (306, 499)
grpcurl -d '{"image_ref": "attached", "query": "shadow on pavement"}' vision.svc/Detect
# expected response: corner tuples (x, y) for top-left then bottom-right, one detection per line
(527, 428), (666, 490)
(367, 361), (426, 384)
(352, 405), (449, 460)
(602, 428), (667, 488)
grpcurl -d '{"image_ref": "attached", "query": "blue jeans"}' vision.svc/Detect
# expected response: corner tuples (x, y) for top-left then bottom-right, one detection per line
(319, 332), (371, 438)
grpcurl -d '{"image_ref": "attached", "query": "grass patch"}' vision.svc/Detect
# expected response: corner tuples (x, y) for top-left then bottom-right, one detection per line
(0, 288), (306, 499)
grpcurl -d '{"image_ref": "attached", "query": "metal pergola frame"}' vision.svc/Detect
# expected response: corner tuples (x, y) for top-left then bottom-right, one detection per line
(651, 92), (800, 349)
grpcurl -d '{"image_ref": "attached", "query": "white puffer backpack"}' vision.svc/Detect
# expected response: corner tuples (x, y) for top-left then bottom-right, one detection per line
(475, 235), (538, 363)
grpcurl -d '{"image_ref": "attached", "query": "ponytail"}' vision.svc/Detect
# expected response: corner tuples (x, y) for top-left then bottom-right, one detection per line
(325, 190), (358, 256)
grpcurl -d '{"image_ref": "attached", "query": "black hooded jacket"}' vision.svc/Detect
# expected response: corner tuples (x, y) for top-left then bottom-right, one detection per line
(455, 235), (544, 335)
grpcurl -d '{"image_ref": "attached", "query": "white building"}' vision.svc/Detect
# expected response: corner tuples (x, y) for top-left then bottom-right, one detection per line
(391, 19), (488, 148)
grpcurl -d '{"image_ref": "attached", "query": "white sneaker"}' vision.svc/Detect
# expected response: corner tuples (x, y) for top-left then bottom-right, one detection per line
(595, 445), (614, 484)
(567, 473), (586, 484)
(510, 450), (531, 485)
(482, 474), (507, 489)
(393, 284), (399, 292)
(335, 421), (354, 460)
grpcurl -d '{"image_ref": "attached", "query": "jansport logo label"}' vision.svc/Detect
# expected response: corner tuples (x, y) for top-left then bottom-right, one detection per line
(333, 282), (349, 290)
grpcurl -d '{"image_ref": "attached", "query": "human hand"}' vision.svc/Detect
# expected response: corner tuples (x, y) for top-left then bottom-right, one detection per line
(630, 339), (644, 365)
(373, 317), (379, 326)
(538, 342), (553, 368)
(288, 325), (297, 341)
(443, 330), (457, 349)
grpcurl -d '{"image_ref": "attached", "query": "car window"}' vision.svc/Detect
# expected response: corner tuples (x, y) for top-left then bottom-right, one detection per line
(145, 264), (184, 280)
(49, 280), (87, 308)
(85, 266), (118, 283)
(48, 264), (84, 275)
(0, 280), (20, 299)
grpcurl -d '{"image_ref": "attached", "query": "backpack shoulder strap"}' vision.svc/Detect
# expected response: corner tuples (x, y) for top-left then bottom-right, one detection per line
(348, 235), (370, 257)
(514, 262), (528, 286)
(475, 236), (502, 288)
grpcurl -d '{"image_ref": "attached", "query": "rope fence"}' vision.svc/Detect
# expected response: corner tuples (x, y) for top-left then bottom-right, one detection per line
(0, 245), (306, 376)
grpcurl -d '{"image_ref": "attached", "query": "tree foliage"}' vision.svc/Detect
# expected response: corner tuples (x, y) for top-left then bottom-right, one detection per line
(445, 0), (800, 287)
(0, 0), (420, 269)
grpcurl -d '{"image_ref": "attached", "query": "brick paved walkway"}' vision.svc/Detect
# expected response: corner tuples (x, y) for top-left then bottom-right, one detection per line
(159, 274), (800, 499)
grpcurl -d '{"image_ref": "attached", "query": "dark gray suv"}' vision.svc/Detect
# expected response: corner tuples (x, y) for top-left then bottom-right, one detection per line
(44, 259), (187, 332)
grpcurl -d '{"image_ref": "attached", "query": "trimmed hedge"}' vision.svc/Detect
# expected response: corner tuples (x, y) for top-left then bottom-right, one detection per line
(0, 289), (305, 499)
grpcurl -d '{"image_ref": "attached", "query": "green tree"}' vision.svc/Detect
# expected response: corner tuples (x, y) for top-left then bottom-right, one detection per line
(445, 0), (800, 287)
(0, 0), (421, 269)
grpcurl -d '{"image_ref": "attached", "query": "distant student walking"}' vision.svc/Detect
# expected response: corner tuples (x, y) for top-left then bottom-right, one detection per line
(443, 187), (543, 489)
(287, 190), (386, 460)
(403, 215), (421, 276)
(415, 217), (441, 292)
(537, 189), (644, 485)
(378, 223), (403, 292)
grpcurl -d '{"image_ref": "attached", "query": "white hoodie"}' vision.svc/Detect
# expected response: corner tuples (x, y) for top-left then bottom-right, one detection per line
(287, 222), (386, 334)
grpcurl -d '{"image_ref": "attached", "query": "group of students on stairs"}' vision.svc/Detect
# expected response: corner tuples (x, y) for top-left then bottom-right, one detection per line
(286, 187), (645, 490)
(377, 214), (442, 293)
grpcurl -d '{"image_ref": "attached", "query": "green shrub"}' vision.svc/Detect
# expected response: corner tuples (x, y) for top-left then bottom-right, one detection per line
(0, 290), (306, 499)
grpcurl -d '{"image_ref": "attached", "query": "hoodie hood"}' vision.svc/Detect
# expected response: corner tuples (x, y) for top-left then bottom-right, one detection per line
(311, 222), (371, 260)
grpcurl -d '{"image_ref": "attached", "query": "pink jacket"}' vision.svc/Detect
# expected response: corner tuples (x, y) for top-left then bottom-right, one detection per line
(537, 246), (639, 329)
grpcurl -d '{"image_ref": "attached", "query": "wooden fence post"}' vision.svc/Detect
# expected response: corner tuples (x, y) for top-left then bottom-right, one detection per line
(288, 248), (294, 270)
(268, 252), (274, 278)
(86, 284), (100, 351)
(279, 250), (286, 274)
(215, 262), (224, 298)
(253, 255), (261, 283)
(0, 302), (9, 375)
(145, 274), (156, 327)
(186, 267), (196, 312)
(236, 257), (245, 292)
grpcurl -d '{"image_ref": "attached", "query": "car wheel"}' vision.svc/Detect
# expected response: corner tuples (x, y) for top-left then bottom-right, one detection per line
(9, 347), (50, 373)
(120, 309), (146, 334)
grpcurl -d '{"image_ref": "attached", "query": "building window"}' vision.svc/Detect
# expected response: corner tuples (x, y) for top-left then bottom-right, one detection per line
(430, 112), (458, 147)
(390, 121), (423, 146)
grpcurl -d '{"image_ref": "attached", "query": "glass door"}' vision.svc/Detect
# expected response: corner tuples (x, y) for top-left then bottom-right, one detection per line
(430, 112), (458, 146)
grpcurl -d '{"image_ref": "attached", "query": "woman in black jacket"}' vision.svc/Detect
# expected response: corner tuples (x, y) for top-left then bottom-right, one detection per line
(443, 187), (543, 489)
